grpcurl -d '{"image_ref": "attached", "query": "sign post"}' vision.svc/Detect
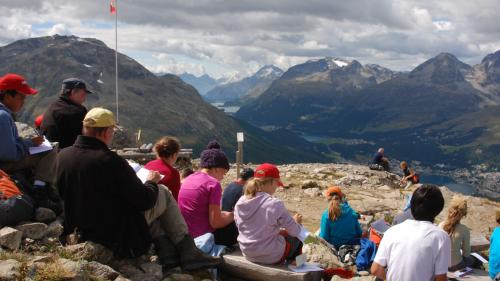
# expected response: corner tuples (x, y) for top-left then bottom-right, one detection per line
(236, 132), (244, 179)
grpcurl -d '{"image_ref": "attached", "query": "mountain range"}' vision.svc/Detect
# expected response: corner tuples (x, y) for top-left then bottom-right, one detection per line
(205, 65), (283, 103)
(178, 73), (223, 96)
(236, 53), (500, 170)
(0, 35), (326, 163)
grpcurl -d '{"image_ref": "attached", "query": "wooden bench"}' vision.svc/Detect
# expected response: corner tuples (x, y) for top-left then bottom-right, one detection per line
(221, 250), (322, 281)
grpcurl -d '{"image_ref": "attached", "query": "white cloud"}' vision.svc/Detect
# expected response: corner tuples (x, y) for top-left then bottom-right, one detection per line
(48, 24), (72, 36)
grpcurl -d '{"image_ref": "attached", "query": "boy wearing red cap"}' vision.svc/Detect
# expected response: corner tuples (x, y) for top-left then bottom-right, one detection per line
(234, 163), (310, 264)
(0, 74), (57, 193)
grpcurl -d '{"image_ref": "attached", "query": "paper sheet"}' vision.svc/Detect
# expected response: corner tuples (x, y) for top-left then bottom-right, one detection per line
(297, 226), (311, 242)
(288, 263), (323, 273)
(470, 252), (488, 264)
(454, 267), (472, 278)
(29, 137), (53, 155)
(136, 167), (164, 184)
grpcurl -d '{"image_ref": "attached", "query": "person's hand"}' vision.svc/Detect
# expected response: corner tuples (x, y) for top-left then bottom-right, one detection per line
(293, 213), (303, 224)
(31, 136), (44, 146)
(146, 171), (162, 183)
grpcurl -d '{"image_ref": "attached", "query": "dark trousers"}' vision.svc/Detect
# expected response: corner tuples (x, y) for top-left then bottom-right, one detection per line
(213, 221), (239, 246)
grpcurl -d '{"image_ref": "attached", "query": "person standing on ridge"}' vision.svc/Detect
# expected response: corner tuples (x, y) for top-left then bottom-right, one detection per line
(41, 78), (93, 149)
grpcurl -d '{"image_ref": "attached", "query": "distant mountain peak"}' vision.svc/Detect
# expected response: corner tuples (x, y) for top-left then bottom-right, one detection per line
(255, 65), (283, 79)
(409, 52), (472, 84)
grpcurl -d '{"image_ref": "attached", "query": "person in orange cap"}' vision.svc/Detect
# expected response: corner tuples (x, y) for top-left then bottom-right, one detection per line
(0, 73), (60, 214)
(319, 186), (362, 249)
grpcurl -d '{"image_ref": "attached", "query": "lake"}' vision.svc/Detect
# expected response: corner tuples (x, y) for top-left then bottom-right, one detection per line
(419, 174), (477, 195)
(210, 102), (240, 114)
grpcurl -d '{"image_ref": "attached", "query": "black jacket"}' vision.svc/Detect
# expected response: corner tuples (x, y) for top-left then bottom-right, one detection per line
(41, 96), (87, 149)
(57, 136), (158, 257)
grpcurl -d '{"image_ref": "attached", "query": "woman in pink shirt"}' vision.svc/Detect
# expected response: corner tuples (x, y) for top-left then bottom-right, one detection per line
(144, 136), (181, 201)
(178, 141), (234, 239)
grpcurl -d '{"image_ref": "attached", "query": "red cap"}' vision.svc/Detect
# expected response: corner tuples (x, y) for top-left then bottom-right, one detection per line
(34, 114), (44, 128)
(254, 163), (284, 186)
(0, 73), (38, 95)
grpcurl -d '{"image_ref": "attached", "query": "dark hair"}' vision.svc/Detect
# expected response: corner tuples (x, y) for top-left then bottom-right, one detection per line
(496, 211), (500, 225)
(410, 184), (444, 222)
(60, 88), (72, 97)
(181, 168), (194, 179)
(0, 90), (18, 102)
(239, 168), (254, 181)
(154, 136), (181, 159)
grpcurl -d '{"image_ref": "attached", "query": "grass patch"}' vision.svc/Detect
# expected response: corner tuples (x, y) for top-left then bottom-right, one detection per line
(0, 251), (30, 263)
(34, 261), (72, 281)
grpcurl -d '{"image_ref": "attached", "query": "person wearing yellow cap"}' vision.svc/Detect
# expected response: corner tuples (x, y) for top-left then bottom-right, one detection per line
(0, 73), (59, 214)
(319, 186), (362, 249)
(56, 107), (220, 270)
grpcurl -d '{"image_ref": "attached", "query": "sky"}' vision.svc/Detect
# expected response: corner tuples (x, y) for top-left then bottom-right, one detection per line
(1, 0), (500, 79)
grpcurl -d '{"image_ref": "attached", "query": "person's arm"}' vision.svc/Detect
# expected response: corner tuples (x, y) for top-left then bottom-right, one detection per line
(209, 205), (234, 228)
(371, 262), (386, 279)
(319, 212), (329, 240)
(462, 227), (471, 258)
(276, 201), (302, 237)
(0, 113), (27, 161)
(435, 234), (452, 279)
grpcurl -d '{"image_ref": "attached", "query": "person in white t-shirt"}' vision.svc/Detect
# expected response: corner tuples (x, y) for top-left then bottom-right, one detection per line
(371, 184), (451, 281)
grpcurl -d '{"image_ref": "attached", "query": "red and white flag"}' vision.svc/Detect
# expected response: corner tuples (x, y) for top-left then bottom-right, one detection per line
(110, 0), (117, 14)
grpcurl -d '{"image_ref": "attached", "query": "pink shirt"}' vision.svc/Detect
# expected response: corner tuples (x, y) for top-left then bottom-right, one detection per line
(144, 159), (181, 201)
(178, 172), (222, 238)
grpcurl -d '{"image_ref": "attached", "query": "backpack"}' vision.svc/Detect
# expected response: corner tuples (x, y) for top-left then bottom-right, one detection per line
(411, 174), (420, 184)
(355, 238), (377, 271)
(0, 169), (22, 200)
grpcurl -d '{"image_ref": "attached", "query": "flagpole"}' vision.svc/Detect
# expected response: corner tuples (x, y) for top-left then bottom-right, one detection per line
(114, 0), (119, 124)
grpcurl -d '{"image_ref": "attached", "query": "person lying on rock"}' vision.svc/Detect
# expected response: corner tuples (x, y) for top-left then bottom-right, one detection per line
(234, 163), (309, 264)
(0, 73), (60, 214)
(319, 186), (363, 249)
(144, 136), (182, 201)
(439, 196), (474, 272)
(372, 147), (390, 171)
(371, 184), (451, 281)
(178, 141), (234, 245)
(57, 107), (220, 270)
(213, 167), (254, 247)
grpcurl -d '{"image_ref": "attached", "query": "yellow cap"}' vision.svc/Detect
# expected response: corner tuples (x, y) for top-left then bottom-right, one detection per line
(83, 107), (116, 127)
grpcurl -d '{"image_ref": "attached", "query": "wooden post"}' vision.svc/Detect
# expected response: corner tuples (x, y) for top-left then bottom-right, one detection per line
(236, 132), (244, 180)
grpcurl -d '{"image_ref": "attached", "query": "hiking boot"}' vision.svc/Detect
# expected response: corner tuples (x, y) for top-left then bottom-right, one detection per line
(152, 235), (179, 270)
(175, 235), (222, 270)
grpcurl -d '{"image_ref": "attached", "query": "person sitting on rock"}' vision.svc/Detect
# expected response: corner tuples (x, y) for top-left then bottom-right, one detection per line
(371, 184), (450, 281)
(178, 141), (234, 242)
(0, 73), (59, 212)
(57, 108), (220, 270)
(144, 136), (181, 201)
(372, 147), (390, 171)
(439, 196), (473, 271)
(41, 78), (93, 149)
(489, 211), (500, 280)
(319, 186), (362, 249)
(234, 163), (308, 264)
(400, 161), (418, 189)
(0, 169), (34, 227)
(213, 167), (254, 246)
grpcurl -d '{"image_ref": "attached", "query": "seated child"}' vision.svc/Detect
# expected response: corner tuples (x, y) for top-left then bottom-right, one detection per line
(319, 186), (362, 249)
(234, 163), (307, 264)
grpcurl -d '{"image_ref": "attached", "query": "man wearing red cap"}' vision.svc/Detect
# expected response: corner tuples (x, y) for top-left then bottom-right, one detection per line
(0, 73), (57, 193)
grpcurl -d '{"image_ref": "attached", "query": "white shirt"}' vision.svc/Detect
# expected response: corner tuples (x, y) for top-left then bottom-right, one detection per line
(374, 219), (451, 281)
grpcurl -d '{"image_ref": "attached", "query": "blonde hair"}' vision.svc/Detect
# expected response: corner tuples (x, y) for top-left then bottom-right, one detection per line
(328, 194), (342, 221)
(244, 177), (275, 198)
(442, 196), (468, 236)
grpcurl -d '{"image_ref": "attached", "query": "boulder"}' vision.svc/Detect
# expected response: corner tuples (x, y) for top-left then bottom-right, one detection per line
(303, 240), (343, 270)
(64, 241), (114, 264)
(115, 277), (133, 281)
(88, 261), (120, 280)
(0, 227), (23, 250)
(45, 220), (64, 238)
(139, 262), (163, 280)
(57, 258), (89, 281)
(0, 259), (21, 281)
(301, 180), (320, 190)
(34, 207), (57, 224)
(303, 187), (322, 198)
(15, 222), (48, 240)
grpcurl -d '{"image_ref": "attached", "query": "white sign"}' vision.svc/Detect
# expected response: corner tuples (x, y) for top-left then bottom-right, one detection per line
(237, 132), (244, 142)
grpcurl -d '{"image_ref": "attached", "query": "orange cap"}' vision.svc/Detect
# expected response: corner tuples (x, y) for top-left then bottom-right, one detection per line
(324, 186), (344, 198)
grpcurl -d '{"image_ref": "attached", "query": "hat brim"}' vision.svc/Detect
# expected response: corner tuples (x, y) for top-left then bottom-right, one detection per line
(85, 89), (94, 94)
(19, 86), (38, 95)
